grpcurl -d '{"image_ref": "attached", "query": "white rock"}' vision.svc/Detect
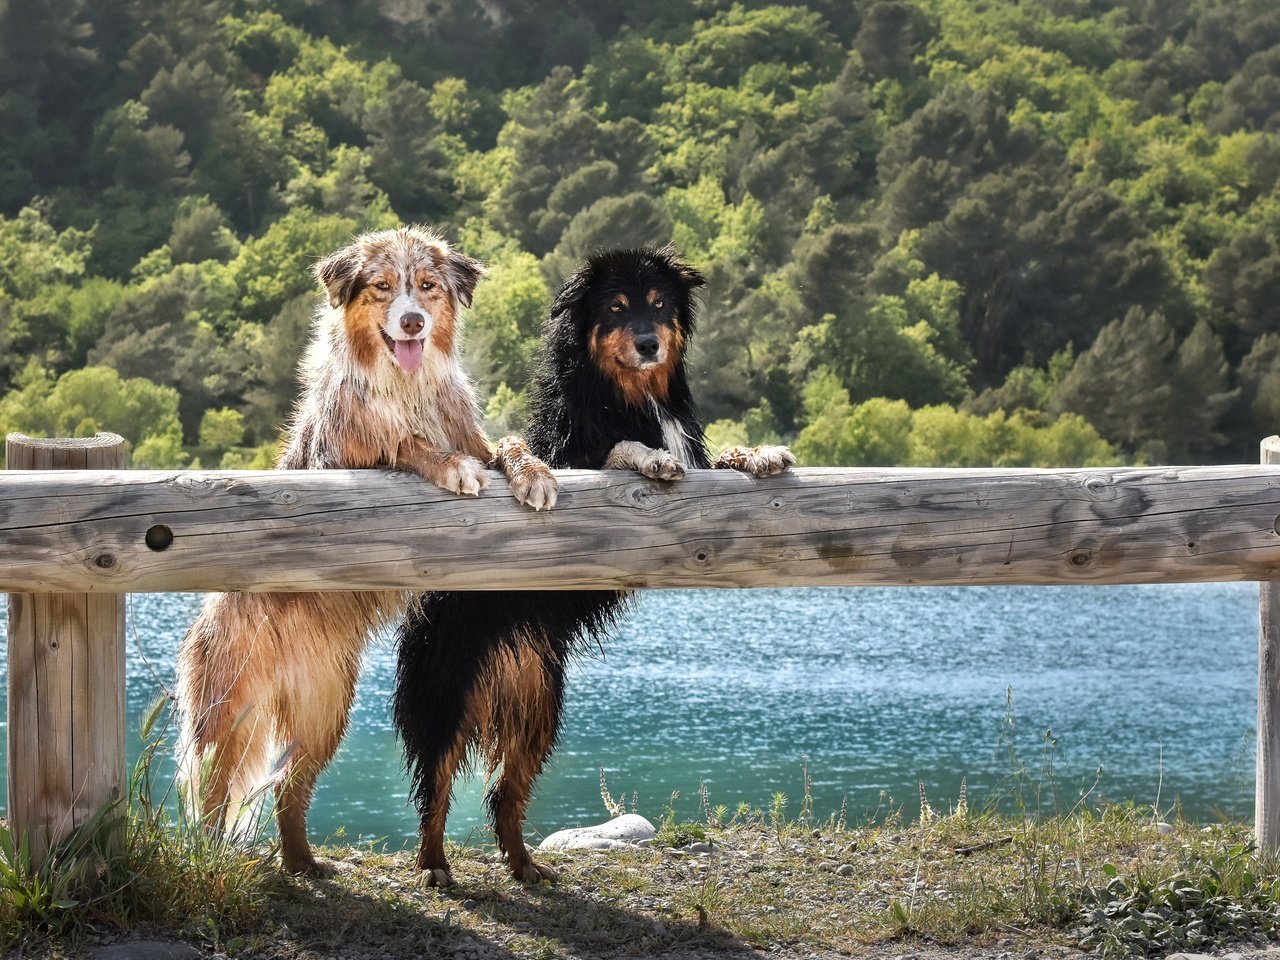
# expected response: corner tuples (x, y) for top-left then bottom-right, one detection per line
(538, 813), (657, 851)
(1156, 821), (1175, 835)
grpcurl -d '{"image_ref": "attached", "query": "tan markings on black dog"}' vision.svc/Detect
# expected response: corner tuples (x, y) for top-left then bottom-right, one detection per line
(588, 324), (684, 407)
(479, 645), (560, 884)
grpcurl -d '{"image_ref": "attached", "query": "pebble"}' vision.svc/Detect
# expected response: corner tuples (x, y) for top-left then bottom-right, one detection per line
(461, 899), (477, 911)
(1156, 821), (1175, 835)
(687, 841), (714, 854)
(836, 864), (855, 877)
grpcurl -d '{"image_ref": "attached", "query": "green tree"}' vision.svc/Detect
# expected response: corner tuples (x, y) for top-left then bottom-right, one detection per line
(199, 406), (245, 449)
(168, 196), (239, 264)
(1238, 333), (1280, 448)
(543, 193), (673, 284)
(1050, 307), (1179, 461)
(0, 365), (183, 461)
(464, 250), (551, 393)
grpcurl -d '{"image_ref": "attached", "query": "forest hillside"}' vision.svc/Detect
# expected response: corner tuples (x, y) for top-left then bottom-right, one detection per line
(0, 0), (1276, 468)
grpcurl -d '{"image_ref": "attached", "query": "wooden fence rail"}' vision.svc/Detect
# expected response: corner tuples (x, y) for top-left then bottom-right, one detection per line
(3, 432), (1280, 864)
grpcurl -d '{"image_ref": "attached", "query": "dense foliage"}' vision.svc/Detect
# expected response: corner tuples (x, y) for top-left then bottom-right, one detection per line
(1, 0), (1276, 467)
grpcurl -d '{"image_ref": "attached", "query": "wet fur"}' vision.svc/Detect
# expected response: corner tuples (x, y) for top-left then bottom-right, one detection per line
(175, 225), (554, 877)
(393, 246), (793, 886)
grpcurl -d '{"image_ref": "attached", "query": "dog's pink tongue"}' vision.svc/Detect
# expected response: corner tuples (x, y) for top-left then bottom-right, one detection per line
(393, 338), (424, 373)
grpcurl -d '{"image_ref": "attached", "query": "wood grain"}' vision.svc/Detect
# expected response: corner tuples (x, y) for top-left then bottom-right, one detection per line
(1259, 435), (1280, 851)
(0, 463), (1278, 593)
(6, 433), (126, 865)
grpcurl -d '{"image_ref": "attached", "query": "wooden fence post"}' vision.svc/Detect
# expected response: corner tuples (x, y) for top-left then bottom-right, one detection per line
(6, 433), (126, 866)
(1259, 435), (1280, 852)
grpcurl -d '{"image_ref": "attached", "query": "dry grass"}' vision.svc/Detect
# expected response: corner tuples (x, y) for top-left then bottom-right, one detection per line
(7, 800), (1280, 959)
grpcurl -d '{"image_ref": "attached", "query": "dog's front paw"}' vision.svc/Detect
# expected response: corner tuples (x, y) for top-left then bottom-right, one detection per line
(716, 444), (795, 478)
(438, 456), (489, 496)
(511, 464), (558, 511)
(639, 449), (686, 481)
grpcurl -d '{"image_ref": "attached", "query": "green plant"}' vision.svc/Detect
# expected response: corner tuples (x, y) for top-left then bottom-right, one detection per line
(1073, 843), (1280, 956)
(1, 696), (279, 953)
(654, 791), (707, 848)
(0, 800), (123, 942)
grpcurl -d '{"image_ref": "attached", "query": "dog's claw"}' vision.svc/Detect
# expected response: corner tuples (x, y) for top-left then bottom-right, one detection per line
(716, 444), (795, 478)
(422, 867), (454, 887)
(285, 856), (337, 879)
(511, 467), (559, 511)
(749, 445), (796, 477)
(515, 860), (558, 885)
(640, 451), (686, 481)
(441, 456), (489, 496)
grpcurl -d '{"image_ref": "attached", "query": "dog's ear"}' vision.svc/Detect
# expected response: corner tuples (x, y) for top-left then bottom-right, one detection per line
(656, 243), (706, 290)
(550, 266), (592, 323)
(314, 244), (363, 308)
(446, 251), (486, 308)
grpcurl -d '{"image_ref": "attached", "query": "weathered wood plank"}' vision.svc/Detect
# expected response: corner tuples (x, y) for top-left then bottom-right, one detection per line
(1259, 436), (1280, 851)
(0, 464), (1278, 593)
(6, 433), (126, 865)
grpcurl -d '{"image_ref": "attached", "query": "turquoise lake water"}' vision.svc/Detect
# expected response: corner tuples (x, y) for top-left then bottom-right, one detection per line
(0, 583), (1260, 848)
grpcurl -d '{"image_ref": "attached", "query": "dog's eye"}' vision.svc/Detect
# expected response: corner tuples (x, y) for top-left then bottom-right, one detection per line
(373, 281), (391, 291)
(420, 280), (436, 292)
(652, 300), (664, 310)
(609, 303), (623, 313)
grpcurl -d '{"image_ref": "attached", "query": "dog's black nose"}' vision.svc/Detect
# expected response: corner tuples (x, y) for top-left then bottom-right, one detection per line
(635, 334), (660, 358)
(400, 312), (425, 336)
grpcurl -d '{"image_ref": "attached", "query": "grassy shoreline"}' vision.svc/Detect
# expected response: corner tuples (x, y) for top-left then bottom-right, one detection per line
(7, 799), (1280, 959)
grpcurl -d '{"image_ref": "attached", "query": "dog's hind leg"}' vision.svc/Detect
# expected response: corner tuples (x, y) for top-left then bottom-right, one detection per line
(190, 708), (272, 838)
(176, 604), (274, 838)
(273, 656), (361, 878)
(395, 595), (501, 887)
(411, 724), (472, 886)
(485, 647), (566, 884)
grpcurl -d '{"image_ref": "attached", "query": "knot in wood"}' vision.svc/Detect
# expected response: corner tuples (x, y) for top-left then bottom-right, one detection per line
(94, 552), (117, 569)
(626, 484), (660, 509)
(1081, 476), (1112, 499)
(1068, 550), (1092, 568)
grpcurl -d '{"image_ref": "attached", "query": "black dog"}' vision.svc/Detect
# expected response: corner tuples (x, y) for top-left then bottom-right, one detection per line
(392, 246), (794, 886)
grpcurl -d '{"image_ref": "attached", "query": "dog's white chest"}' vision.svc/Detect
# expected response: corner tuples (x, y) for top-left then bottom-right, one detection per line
(659, 414), (697, 466)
